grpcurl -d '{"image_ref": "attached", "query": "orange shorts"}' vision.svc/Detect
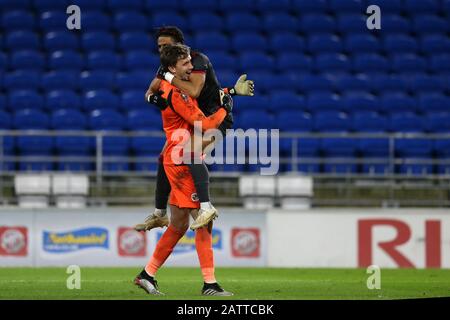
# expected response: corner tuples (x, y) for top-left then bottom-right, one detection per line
(164, 164), (200, 209)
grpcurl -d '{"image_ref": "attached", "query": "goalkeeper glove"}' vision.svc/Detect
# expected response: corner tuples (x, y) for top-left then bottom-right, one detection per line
(147, 91), (168, 110)
(227, 74), (254, 96)
(156, 65), (175, 84)
(219, 89), (233, 114)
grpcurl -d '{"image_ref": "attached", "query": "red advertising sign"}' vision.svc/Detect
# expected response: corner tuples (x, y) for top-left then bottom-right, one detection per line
(231, 228), (260, 258)
(0, 226), (28, 256)
(117, 227), (146, 257)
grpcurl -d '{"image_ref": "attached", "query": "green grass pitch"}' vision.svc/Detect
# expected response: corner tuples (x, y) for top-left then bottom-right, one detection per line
(0, 267), (449, 300)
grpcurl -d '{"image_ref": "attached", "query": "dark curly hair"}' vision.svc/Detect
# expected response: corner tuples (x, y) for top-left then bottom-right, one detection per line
(155, 26), (185, 44)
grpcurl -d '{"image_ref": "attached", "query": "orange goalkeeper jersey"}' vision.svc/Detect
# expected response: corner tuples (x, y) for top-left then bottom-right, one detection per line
(159, 80), (226, 165)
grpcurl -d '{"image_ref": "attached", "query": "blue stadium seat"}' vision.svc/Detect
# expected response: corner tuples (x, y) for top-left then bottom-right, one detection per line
(292, 0), (327, 12)
(0, 53), (7, 71)
(370, 74), (408, 93)
(255, 0), (289, 12)
(49, 50), (84, 70)
(413, 15), (448, 34)
(300, 75), (333, 93)
(52, 109), (92, 171)
(121, 90), (148, 111)
(180, 0), (217, 10)
(118, 32), (153, 51)
(143, 0), (179, 11)
(8, 90), (44, 110)
(342, 92), (378, 113)
(39, 11), (66, 31)
(82, 90), (119, 111)
(382, 14), (411, 33)
(152, 12), (188, 31)
(344, 34), (380, 53)
(115, 71), (151, 90)
(4, 71), (40, 90)
(46, 90), (81, 111)
(107, 0), (142, 10)
(10, 50), (45, 70)
(233, 95), (270, 111)
(0, 109), (14, 170)
(255, 72), (300, 92)
(194, 32), (230, 52)
(1, 10), (35, 30)
(353, 53), (389, 72)
(80, 11), (111, 31)
(301, 14), (336, 33)
(396, 138), (434, 175)
(418, 93), (450, 114)
(237, 110), (273, 130)
(0, 95), (6, 110)
(42, 71), (79, 90)
(89, 109), (129, 171)
(404, 0), (439, 13)
(321, 137), (357, 174)
(0, 0), (31, 9)
(232, 33), (268, 52)
(276, 111), (312, 132)
(383, 35), (418, 53)
(225, 13), (262, 33)
(33, 0), (68, 11)
(128, 111), (163, 169)
(44, 31), (79, 50)
(420, 35), (450, 54)
(124, 51), (159, 71)
(358, 138), (390, 174)
(263, 13), (299, 33)
(408, 75), (446, 93)
(381, 93), (418, 114)
(425, 112), (450, 132)
(314, 111), (349, 132)
(434, 138), (450, 174)
(389, 112), (423, 132)
(269, 33), (305, 53)
(72, 0), (106, 10)
(82, 31), (115, 51)
(239, 52), (274, 72)
(188, 12), (223, 32)
(277, 53), (312, 72)
(14, 108), (49, 129)
(51, 108), (87, 129)
(0, 110), (11, 128)
(429, 54), (450, 73)
(329, 0), (364, 12)
(204, 52), (236, 71)
(391, 54), (427, 72)
(308, 34), (343, 53)
(369, 0), (402, 12)
(315, 53), (351, 72)
(79, 71), (115, 90)
(113, 11), (148, 31)
(87, 51), (122, 70)
(336, 14), (367, 34)
(5, 31), (40, 50)
(285, 137), (321, 173)
(269, 91), (306, 112)
(352, 111), (387, 132)
(334, 74), (370, 92)
(127, 109), (161, 130)
(444, 0), (450, 14)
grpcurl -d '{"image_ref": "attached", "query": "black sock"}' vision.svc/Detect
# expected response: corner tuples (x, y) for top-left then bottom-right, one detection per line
(186, 154), (210, 203)
(140, 269), (154, 281)
(155, 155), (171, 210)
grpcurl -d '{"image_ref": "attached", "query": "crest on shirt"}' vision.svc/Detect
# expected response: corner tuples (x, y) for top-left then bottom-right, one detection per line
(181, 93), (189, 102)
(191, 193), (199, 202)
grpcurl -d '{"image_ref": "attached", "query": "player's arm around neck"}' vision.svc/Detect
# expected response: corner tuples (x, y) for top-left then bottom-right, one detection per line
(171, 72), (205, 99)
(145, 78), (162, 101)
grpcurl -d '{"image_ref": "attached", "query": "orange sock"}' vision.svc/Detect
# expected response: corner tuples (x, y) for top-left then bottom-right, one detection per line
(145, 224), (185, 277)
(195, 227), (216, 283)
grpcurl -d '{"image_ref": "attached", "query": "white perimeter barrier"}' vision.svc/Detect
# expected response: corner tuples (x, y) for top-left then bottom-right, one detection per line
(1, 208), (449, 268)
